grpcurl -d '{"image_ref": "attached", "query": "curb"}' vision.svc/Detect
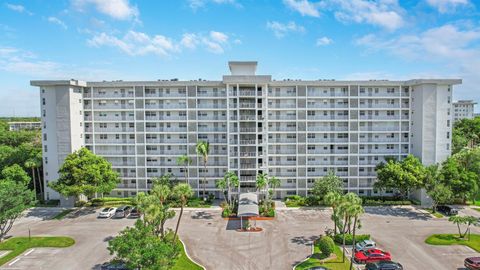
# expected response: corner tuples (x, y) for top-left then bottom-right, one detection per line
(179, 239), (207, 270)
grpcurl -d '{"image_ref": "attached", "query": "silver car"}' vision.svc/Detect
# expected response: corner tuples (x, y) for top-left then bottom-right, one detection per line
(98, 207), (116, 218)
(355, 239), (376, 252)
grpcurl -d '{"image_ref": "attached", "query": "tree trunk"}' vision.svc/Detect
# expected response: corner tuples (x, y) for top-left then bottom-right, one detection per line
(203, 161), (207, 200)
(184, 165), (188, 184)
(36, 167), (44, 196)
(342, 214), (348, 262)
(333, 208), (337, 235)
(173, 204), (184, 243)
(31, 167), (37, 201)
(350, 216), (358, 270)
(457, 223), (462, 238)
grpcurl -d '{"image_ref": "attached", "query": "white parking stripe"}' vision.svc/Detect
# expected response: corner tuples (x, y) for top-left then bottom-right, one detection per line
(24, 249), (35, 256)
(8, 258), (20, 266)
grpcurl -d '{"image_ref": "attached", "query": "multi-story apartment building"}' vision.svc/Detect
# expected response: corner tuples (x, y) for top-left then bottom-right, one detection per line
(31, 61), (460, 203)
(453, 100), (477, 123)
(8, 121), (41, 131)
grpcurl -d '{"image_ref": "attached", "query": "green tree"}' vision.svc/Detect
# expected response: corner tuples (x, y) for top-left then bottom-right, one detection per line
(374, 155), (427, 198)
(448, 216), (478, 238)
(268, 176), (280, 199)
(337, 193), (363, 262)
(196, 141), (210, 199)
(256, 172), (268, 201)
(318, 236), (335, 257)
(172, 183), (193, 242)
(324, 191), (342, 235)
(349, 203), (365, 270)
(176, 155), (192, 184)
(217, 171), (239, 206)
(311, 170), (343, 199)
(108, 220), (180, 270)
(216, 177), (228, 204)
(1, 164), (30, 185)
(24, 159), (38, 199)
(0, 178), (35, 241)
(452, 117), (480, 153)
(428, 184), (453, 213)
(440, 157), (478, 203)
(49, 148), (120, 199)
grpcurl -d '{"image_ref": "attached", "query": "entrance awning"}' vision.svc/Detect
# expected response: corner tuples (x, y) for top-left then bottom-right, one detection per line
(237, 193), (259, 217)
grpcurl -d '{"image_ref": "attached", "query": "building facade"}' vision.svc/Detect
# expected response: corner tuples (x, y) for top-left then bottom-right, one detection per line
(8, 121), (41, 131)
(31, 62), (460, 201)
(453, 100), (477, 123)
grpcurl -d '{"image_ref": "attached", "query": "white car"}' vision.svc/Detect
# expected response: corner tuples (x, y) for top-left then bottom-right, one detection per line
(98, 207), (116, 218)
(355, 239), (376, 252)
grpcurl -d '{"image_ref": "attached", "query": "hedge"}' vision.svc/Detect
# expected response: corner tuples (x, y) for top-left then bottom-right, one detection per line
(333, 234), (370, 245)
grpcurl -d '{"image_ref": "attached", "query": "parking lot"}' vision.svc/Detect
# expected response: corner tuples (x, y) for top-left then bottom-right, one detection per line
(1, 205), (479, 270)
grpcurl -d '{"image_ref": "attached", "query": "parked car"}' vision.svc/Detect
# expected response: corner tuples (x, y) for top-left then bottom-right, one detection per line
(100, 261), (129, 270)
(355, 239), (376, 252)
(114, 206), (131, 218)
(465, 257), (480, 270)
(437, 205), (458, 216)
(98, 207), (116, 218)
(129, 207), (141, 218)
(354, 249), (391, 264)
(366, 260), (403, 270)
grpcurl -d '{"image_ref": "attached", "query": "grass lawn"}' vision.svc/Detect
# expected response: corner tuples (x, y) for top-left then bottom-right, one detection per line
(295, 244), (352, 270)
(0, 237), (75, 266)
(52, 209), (75, 220)
(172, 240), (203, 270)
(425, 234), (480, 252)
(425, 209), (444, 218)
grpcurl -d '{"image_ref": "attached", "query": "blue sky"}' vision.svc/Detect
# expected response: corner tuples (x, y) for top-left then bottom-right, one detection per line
(1, 0), (479, 116)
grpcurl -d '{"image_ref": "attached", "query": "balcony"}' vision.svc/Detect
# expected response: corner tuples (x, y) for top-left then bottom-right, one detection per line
(97, 150), (136, 155)
(145, 139), (187, 144)
(239, 140), (256, 145)
(359, 126), (399, 132)
(269, 139), (297, 144)
(145, 92), (186, 98)
(269, 127), (296, 132)
(145, 127), (187, 132)
(145, 116), (187, 121)
(269, 115), (296, 120)
(359, 149), (399, 154)
(269, 149), (296, 155)
(307, 126), (348, 132)
(359, 137), (399, 143)
(117, 183), (137, 189)
(94, 104), (134, 110)
(269, 103), (296, 109)
(197, 103), (226, 109)
(307, 90), (348, 97)
(239, 90), (256, 96)
(359, 104), (400, 109)
(145, 104), (186, 109)
(307, 115), (349, 120)
(93, 92), (134, 98)
(307, 138), (349, 143)
(269, 91), (296, 97)
(198, 127), (227, 132)
(359, 91), (400, 97)
(197, 92), (226, 97)
(307, 149), (348, 155)
(307, 104), (349, 109)
(94, 139), (135, 144)
(198, 116), (227, 121)
(239, 115), (256, 121)
(95, 127), (135, 133)
(110, 161), (136, 166)
(239, 103), (256, 108)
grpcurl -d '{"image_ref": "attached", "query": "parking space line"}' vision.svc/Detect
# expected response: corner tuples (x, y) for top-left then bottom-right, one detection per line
(8, 258), (20, 266)
(24, 249), (34, 256)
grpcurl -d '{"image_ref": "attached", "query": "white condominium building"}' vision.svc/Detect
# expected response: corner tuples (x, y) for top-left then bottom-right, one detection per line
(453, 100), (477, 123)
(31, 61), (460, 202)
(8, 121), (41, 131)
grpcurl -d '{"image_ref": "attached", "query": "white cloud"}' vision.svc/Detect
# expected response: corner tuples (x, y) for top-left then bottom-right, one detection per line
(356, 23), (480, 105)
(88, 30), (235, 56)
(316, 36), (333, 46)
(5, 3), (33, 15)
(188, 0), (240, 10)
(47, 17), (68, 29)
(426, 0), (470, 13)
(266, 21), (305, 38)
(283, 0), (321, 17)
(72, 0), (139, 20)
(283, 0), (405, 31)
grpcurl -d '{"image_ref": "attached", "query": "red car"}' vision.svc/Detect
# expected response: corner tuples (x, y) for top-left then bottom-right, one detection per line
(355, 249), (391, 264)
(465, 257), (480, 270)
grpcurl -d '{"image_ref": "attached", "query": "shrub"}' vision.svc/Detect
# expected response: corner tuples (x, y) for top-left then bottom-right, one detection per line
(222, 208), (232, 218)
(285, 195), (306, 207)
(318, 236), (335, 257)
(305, 196), (321, 206)
(333, 234), (370, 245)
(74, 200), (88, 207)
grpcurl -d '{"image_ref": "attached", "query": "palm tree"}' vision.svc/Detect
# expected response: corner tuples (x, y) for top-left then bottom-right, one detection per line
(216, 178), (228, 204)
(196, 141), (210, 199)
(256, 173), (269, 205)
(324, 191), (342, 235)
(176, 155), (192, 184)
(24, 159), (37, 200)
(172, 183), (193, 242)
(268, 176), (280, 199)
(349, 203), (365, 270)
(224, 171), (239, 206)
(338, 193), (363, 262)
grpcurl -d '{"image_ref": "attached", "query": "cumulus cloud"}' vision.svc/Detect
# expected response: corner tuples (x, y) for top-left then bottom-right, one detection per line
(72, 0), (139, 20)
(283, 0), (405, 31)
(316, 36), (333, 46)
(425, 0), (470, 13)
(5, 3), (33, 15)
(47, 17), (68, 29)
(266, 21), (305, 38)
(88, 30), (235, 56)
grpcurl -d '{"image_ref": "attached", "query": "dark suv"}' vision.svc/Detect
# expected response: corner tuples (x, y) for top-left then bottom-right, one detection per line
(366, 261), (403, 270)
(437, 205), (458, 216)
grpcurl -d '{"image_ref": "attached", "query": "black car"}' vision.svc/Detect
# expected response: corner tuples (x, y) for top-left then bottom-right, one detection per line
(100, 261), (129, 270)
(366, 261), (403, 270)
(129, 207), (141, 218)
(437, 205), (458, 216)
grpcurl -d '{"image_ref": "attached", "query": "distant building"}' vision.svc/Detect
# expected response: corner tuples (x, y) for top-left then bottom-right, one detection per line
(8, 121), (41, 131)
(453, 100), (477, 122)
(31, 61), (460, 204)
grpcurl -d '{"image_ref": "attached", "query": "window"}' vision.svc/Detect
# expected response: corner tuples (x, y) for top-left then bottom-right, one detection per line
(447, 120), (450, 127)
(43, 133), (47, 141)
(42, 98), (46, 105)
(447, 132), (450, 139)
(44, 145), (47, 152)
(447, 143), (450, 150)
